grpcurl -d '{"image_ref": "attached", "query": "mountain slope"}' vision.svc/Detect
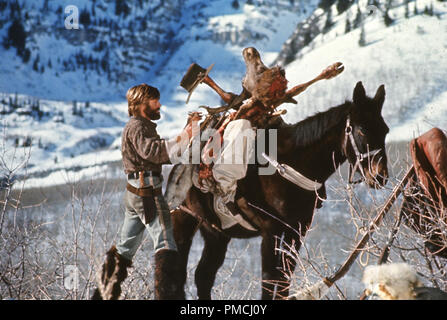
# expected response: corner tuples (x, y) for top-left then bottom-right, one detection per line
(1, 0), (447, 188)
(278, 0), (447, 142)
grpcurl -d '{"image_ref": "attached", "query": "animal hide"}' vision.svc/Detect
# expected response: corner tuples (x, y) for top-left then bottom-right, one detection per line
(362, 263), (422, 300)
(164, 164), (194, 210)
(95, 246), (131, 300)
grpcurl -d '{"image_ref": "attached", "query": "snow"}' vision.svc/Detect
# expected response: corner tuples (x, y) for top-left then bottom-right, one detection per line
(281, 0), (447, 143)
(1, 0), (446, 300)
(2, 0), (447, 189)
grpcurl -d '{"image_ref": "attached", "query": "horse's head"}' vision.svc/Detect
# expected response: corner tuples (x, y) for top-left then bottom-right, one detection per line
(344, 81), (389, 188)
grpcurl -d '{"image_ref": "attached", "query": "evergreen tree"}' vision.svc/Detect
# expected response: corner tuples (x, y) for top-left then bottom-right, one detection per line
(22, 48), (30, 63)
(48, 58), (52, 69)
(232, 0), (239, 9)
(414, 1), (419, 15)
(384, 9), (394, 26)
(80, 7), (91, 27)
(405, 0), (410, 18)
(353, 6), (362, 28)
(359, 24), (366, 46)
(6, 19), (27, 56)
(115, 0), (130, 17)
(336, 0), (352, 15)
(72, 100), (78, 115)
(33, 54), (40, 72)
(319, 0), (336, 10)
(246, 0), (254, 5)
(303, 30), (312, 46)
(345, 17), (351, 33)
(323, 8), (334, 33)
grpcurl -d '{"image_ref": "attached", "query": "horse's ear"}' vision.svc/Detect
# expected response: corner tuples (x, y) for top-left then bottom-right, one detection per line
(374, 84), (386, 112)
(353, 81), (366, 105)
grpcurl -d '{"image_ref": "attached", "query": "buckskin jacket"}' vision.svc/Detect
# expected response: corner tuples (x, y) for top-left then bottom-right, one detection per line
(121, 116), (171, 174)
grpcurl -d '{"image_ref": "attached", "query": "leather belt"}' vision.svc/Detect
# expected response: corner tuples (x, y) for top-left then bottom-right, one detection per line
(126, 183), (162, 197)
(127, 171), (161, 180)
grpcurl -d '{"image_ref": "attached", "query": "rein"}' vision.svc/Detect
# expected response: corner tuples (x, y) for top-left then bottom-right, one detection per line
(342, 116), (381, 184)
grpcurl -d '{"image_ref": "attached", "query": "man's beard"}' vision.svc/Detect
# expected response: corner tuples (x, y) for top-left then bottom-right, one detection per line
(148, 110), (161, 120)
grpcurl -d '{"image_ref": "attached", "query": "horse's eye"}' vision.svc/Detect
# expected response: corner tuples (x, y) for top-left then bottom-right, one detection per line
(358, 127), (366, 136)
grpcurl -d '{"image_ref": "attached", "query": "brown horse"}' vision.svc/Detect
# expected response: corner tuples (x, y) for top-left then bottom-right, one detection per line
(170, 81), (390, 299)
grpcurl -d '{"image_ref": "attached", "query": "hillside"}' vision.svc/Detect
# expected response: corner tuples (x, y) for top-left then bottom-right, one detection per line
(1, 0), (446, 188)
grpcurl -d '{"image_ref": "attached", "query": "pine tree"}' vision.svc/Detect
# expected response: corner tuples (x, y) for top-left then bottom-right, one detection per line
(303, 30), (312, 46)
(33, 54), (40, 72)
(22, 48), (30, 63)
(232, 0), (239, 9)
(405, 0), (410, 18)
(359, 24), (366, 46)
(319, 0), (336, 10)
(72, 100), (78, 115)
(323, 8), (334, 33)
(353, 6), (362, 28)
(115, 0), (130, 17)
(336, 0), (352, 15)
(80, 7), (91, 27)
(345, 17), (351, 33)
(7, 19), (27, 56)
(414, 1), (419, 15)
(384, 9), (394, 26)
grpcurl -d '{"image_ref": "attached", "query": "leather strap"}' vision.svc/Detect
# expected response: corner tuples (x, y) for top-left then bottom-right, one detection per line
(139, 170), (145, 188)
(127, 171), (161, 180)
(126, 183), (162, 197)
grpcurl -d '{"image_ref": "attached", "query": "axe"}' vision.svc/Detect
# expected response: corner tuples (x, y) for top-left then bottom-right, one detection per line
(180, 63), (236, 104)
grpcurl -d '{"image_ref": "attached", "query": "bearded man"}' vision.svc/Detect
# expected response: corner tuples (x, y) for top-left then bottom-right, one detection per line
(92, 84), (196, 300)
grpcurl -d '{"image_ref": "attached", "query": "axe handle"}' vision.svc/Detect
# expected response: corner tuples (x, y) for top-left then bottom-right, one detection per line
(202, 76), (236, 104)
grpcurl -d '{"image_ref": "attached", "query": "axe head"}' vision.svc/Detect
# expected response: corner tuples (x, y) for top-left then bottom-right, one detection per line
(180, 63), (214, 103)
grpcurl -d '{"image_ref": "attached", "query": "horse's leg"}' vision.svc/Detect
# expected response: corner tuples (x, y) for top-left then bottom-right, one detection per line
(172, 207), (198, 299)
(260, 230), (300, 300)
(195, 228), (230, 300)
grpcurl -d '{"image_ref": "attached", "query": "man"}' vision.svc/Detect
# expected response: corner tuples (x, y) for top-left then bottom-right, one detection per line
(92, 84), (196, 300)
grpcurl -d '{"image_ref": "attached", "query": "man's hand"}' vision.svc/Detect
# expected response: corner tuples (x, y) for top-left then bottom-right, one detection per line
(182, 112), (202, 140)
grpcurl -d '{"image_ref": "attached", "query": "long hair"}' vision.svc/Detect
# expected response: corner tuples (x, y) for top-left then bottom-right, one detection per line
(126, 84), (160, 116)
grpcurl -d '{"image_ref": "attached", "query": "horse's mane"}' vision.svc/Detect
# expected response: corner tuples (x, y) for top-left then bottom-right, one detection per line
(280, 101), (353, 149)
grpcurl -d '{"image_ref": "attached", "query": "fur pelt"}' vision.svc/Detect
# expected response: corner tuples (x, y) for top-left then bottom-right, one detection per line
(362, 263), (422, 300)
(252, 66), (288, 105)
(154, 249), (182, 300)
(363, 263), (447, 300)
(93, 245), (132, 300)
(165, 164), (194, 210)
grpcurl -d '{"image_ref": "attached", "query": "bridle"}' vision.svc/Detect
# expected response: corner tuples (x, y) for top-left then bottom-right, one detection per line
(342, 115), (382, 184)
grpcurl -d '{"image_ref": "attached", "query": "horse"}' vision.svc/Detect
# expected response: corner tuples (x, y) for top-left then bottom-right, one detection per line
(170, 81), (390, 299)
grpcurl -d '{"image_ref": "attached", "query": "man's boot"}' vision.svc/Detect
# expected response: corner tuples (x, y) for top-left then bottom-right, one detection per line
(154, 249), (182, 300)
(91, 245), (132, 300)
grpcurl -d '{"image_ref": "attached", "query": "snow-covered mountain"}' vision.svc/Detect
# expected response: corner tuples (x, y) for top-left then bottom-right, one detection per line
(0, 0), (315, 101)
(1, 0), (447, 188)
